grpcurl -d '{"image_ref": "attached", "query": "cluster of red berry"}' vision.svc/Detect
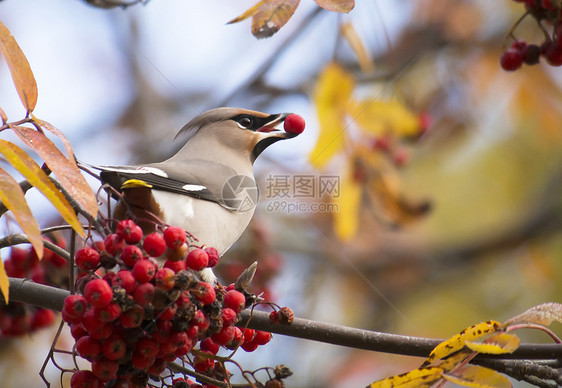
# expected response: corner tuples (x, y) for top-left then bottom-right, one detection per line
(63, 220), (274, 388)
(502, 0), (562, 70)
(0, 237), (67, 338)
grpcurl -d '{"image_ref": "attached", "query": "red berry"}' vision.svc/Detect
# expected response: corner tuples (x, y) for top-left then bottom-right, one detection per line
(31, 308), (55, 329)
(158, 304), (177, 321)
(546, 44), (562, 66)
(192, 351), (214, 373)
(191, 281), (216, 305)
(221, 308), (237, 327)
(243, 328), (256, 343)
(211, 325), (235, 346)
(136, 337), (159, 358)
(283, 113), (306, 134)
(223, 290), (245, 313)
(148, 358), (167, 375)
(254, 330), (272, 345)
(204, 247), (220, 268)
(70, 323), (88, 340)
(163, 226), (187, 249)
(92, 357), (118, 381)
(116, 219), (143, 244)
(76, 335), (102, 360)
(84, 279), (113, 308)
(143, 233), (167, 257)
(186, 249), (209, 271)
(164, 259), (186, 273)
(94, 302), (121, 322)
(120, 245), (144, 268)
(155, 268), (176, 290)
(500, 48), (523, 71)
(133, 282), (155, 305)
(75, 248), (100, 271)
(70, 370), (101, 388)
(241, 340), (259, 352)
(269, 310), (279, 324)
(119, 304), (144, 328)
(199, 337), (220, 355)
(112, 270), (137, 293)
(63, 294), (87, 321)
(104, 234), (125, 255)
(102, 333), (127, 360)
(131, 350), (154, 371)
(133, 259), (156, 283)
(225, 326), (244, 349)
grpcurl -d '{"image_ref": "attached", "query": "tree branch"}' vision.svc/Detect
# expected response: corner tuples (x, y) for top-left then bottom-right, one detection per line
(4, 278), (562, 362)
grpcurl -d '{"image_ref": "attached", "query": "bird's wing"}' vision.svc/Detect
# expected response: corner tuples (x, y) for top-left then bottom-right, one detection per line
(93, 161), (252, 211)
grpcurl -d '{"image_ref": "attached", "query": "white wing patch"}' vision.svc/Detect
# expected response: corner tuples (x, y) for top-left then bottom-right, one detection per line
(139, 167), (168, 178)
(95, 165), (169, 178)
(182, 184), (206, 191)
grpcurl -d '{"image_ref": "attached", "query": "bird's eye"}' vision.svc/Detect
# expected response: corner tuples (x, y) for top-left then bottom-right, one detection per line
(239, 117), (253, 128)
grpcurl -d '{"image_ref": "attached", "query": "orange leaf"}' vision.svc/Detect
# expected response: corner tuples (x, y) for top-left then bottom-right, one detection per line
(314, 0), (354, 13)
(310, 63), (354, 168)
(341, 22), (373, 73)
(0, 256), (8, 304)
(251, 0), (300, 39)
(0, 21), (38, 112)
(0, 140), (84, 236)
(36, 119), (75, 161)
(11, 126), (98, 218)
(0, 167), (43, 259)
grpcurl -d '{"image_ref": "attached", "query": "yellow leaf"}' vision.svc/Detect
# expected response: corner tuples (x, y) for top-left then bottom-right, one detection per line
(369, 367), (442, 388)
(341, 22), (373, 73)
(435, 349), (473, 372)
(349, 100), (420, 138)
(12, 126), (98, 217)
(333, 161), (362, 241)
(465, 333), (520, 355)
(0, 21), (38, 112)
(310, 63), (354, 168)
(314, 0), (354, 13)
(443, 365), (512, 388)
(0, 167), (43, 259)
(0, 140), (84, 236)
(422, 321), (501, 366)
(0, 256), (9, 304)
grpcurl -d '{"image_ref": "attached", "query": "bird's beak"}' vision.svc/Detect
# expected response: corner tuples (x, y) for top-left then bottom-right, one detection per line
(256, 113), (298, 139)
(252, 113), (298, 161)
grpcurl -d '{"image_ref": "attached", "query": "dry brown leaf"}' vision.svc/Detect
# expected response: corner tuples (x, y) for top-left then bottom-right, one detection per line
(503, 302), (562, 327)
(314, 0), (354, 13)
(341, 22), (373, 73)
(251, 0), (300, 39)
(0, 21), (38, 112)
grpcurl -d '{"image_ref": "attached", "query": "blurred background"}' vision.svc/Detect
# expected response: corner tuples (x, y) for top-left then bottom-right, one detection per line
(1, 0), (562, 387)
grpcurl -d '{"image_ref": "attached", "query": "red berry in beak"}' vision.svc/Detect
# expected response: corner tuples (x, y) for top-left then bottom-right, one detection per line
(283, 114), (305, 134)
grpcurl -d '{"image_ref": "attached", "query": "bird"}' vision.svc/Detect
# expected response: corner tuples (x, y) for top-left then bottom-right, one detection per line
(79, 107), (303, 284)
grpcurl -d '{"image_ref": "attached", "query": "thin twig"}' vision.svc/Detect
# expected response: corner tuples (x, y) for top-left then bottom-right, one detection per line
(0, 233), (70, 262)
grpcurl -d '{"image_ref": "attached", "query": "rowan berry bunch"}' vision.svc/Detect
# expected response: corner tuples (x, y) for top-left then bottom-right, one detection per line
(0, 236), (67, 339)
(62, 219), (279, 388)
(502, 0), (562, 70)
